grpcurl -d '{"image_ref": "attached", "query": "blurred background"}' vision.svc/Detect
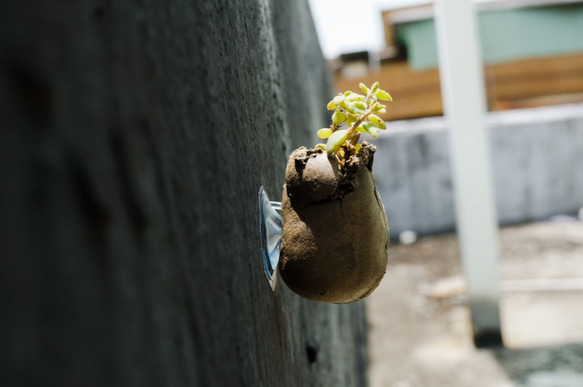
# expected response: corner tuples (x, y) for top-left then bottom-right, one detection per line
(308, 0), (583, 386)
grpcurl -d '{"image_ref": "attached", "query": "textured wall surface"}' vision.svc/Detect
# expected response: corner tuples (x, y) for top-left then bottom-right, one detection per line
(0, 1), (368, 386)
(374, 104), (583, 236)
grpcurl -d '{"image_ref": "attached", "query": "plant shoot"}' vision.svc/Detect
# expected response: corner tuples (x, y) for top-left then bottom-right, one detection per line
(316, 82), (392, 168)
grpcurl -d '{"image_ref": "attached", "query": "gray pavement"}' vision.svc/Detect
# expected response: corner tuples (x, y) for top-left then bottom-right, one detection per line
(367, 221), (583, 387)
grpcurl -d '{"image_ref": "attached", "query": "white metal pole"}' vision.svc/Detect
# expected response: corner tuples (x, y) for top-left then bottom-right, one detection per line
(434, 0), (502, 346)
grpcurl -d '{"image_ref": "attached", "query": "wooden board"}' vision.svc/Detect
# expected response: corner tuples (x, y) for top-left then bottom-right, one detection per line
(334, 52), (583, 121)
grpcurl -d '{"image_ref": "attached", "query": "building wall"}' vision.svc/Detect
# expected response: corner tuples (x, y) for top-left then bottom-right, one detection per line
(0, 1), (368, 386)
(374, 104), (583, 237)
(396, 4), (583, 71)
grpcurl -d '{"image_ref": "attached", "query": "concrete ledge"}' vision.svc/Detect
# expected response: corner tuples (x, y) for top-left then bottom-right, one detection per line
(375, 103), (583, 236)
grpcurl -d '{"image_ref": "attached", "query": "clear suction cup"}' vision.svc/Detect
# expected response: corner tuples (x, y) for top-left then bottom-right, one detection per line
(258, 186), (282, 290)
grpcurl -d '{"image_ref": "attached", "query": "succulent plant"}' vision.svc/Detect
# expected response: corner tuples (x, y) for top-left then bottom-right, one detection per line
(316, 82), (392, 169)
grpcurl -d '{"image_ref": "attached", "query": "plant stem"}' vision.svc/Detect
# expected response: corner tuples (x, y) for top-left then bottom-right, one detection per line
(347, 107), (374, 141)
(334, 106), (375, 155)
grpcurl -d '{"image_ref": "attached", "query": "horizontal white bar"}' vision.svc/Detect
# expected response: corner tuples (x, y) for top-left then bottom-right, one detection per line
(502, 279), (583, 293)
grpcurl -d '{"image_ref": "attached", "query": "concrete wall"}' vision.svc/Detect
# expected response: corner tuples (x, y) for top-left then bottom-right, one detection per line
(0, 1), (368, 386)
(374, 104), (583, 237)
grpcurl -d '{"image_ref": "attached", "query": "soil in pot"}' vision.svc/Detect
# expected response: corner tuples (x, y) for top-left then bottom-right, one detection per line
(279, 143), (389, 304)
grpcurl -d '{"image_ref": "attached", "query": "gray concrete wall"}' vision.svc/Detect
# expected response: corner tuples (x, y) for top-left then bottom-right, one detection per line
(374, 104), (583, 237)
(0, 1), (367, 386)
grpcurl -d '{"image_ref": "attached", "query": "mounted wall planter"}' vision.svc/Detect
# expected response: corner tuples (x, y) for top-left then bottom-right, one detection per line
(279, 144), (389, 304)
(259, 82), (392, 304)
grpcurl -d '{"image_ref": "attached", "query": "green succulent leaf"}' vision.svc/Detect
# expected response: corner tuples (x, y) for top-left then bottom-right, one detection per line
(348, 101), (366, 114)
(317, 128), (333, 139)
(315, 143), (326, 151)
(332, 111), (347, 125)
(332, 95), (345, 106)
(375, 89), (393, 101)
(327, 101), (337, 110)
(359, 83), (369, 94)
(371, 81), (379, 93)
(367, 114), (386, 129)
(346, 113), (358, 126)
(326, 129), (349, 154)
(362, 122), (380, 138)
(369, 127), (380, 138)
(354, 101), (367, 110)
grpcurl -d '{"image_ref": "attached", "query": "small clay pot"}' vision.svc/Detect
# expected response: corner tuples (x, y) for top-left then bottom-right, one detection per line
(279, 143), (389, 304)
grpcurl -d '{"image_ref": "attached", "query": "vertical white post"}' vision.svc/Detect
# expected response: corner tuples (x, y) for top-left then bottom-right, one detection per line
(434, 0), (502, 346)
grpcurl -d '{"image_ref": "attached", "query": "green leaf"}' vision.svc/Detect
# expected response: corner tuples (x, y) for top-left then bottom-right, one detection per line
(375, 89), (393, 101)
(344, 93), (365, 103)
(332, 111), (347, 125)
(348, 101), (366, 114)
(344, 90), (352, 96)
(346, 113), (358, 126)
(371, 82), (379, 93)
(332, 95), (345, 106)
(367, 114), (386, 129)
(315, 143), (326, 151)
(327, 101), (337, 110)
(373, 103), (386, 112)
(326, 129), (349, 155)
(362, 122), (380, 138)
(359, 83), (369, 94)
(317, 128), (333, 139)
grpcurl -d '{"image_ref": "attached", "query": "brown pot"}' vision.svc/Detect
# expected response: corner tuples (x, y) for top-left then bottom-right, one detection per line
(279, 143), (389, 304)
